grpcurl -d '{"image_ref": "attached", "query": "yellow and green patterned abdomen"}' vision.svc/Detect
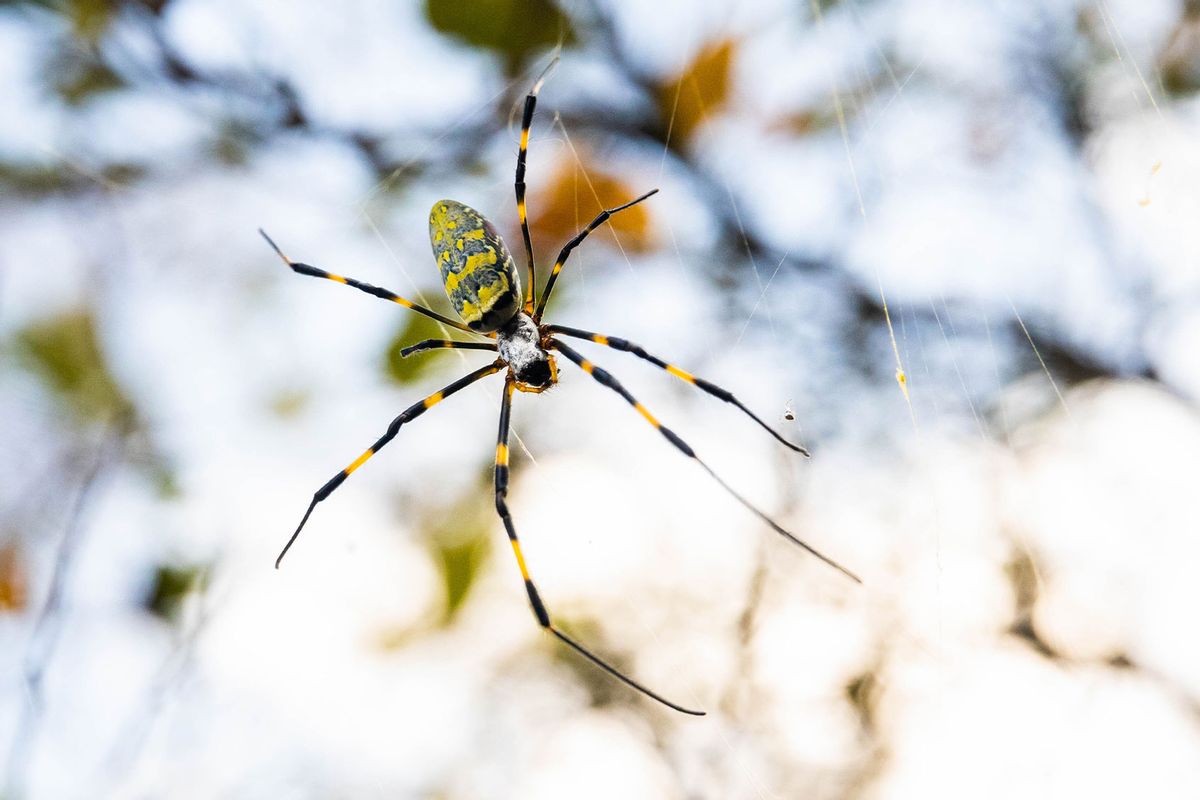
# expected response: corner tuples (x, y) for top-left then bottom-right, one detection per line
(429, 200), (522, 332)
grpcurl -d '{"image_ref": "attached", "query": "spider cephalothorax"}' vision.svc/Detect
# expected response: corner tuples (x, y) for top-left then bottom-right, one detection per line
(496, 313), (557, 393)
(260, 58), (858, 717)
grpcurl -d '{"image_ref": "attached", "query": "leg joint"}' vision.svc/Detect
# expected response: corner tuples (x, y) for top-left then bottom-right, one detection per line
(607, 336), (633, 351)
(316, 471), (348, 500)
(660, 426), (696, 458)
(695, 377), (734, 401)
(591, 365), (615, 387)
(525, 580), (551, 627)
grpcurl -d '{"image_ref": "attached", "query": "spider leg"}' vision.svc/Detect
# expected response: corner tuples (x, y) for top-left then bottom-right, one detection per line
(515, 57), (557, 314)
(493, 378), (704, 716)
(276, 361), (503, 568)
(547, 325), (809, 456)
(551, 340), (860, 584)
(399, 339), (498, 358)
(259, 229), (484, 337)
(532, 190), (659, 321)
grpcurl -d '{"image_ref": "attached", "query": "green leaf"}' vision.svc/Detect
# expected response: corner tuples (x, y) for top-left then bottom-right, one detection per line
(0, 161), (75, 195)
(269, 387), (310, 419)
(383, 307), (458, 386)
(144, 562), (208, 622)
(1160, 12), (1200, 97)
(427, 465), (496, 626)
(430, 526), (490, 625)
(67, 0), (117, 43)
(13, 309), (134, 424)
(424, 0), (574, 71)
(420, 486), (493, 626)
(0, 159), (143, 196)
(53, 57), (125, 105)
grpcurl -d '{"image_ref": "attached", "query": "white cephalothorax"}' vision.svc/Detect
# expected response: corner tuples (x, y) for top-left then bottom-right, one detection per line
(498, 312), (554, 389)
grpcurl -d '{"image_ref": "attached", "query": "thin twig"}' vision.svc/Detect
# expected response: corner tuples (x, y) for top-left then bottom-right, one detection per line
(4, 418), (128, 798)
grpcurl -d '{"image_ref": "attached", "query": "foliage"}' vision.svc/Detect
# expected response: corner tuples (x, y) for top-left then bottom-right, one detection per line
(429, 523), (491, 626)
(1160, 10), (1200, 96)
(52, 51), (125, 106)
(13, 309), (134, 424)
(0, 542), (28, 613)
(424, 0), (574, 73)
(143, 562), (208, 623)
(655, 38), (737, 146)
(382, 308), (462, 386)
(421, 485), (493, 627)
(530, 157), (654, 261)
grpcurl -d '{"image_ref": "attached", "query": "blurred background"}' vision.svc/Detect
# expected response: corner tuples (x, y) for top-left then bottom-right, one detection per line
(2, 0), (1199, 797)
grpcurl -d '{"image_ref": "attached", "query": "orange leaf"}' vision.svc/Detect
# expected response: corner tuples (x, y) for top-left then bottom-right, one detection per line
(657, 39), (738, 146)
(530, 154), (654, 254)
(0, 542), (27, 613)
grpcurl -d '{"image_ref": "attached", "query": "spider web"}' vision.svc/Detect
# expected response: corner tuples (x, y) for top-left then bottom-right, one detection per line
(2, 0), (1197, 797)
(377, 2), (1195, 798)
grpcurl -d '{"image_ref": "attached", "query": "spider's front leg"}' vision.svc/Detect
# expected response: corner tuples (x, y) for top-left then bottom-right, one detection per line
(533, 190), (658, 320)
(259, 229), (483, 337)
(546, 324), (809, 455)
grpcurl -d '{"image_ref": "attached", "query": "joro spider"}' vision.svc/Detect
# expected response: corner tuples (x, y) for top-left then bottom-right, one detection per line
(260, 67), (859, 716)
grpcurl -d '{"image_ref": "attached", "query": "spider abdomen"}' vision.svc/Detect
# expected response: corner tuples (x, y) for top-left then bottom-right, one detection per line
(429, 200), (522, 332)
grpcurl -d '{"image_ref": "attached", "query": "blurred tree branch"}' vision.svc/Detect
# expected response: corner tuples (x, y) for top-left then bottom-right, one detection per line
(4, 414), (131, 799)
(1, 0), (1165, 398)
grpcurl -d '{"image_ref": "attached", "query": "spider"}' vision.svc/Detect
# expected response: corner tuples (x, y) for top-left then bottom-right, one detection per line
(259, 65), (859, 716)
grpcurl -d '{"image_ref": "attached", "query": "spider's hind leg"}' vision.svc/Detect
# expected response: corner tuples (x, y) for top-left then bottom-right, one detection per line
(492, 378), (704, 716)
(551, 339), (860, 583)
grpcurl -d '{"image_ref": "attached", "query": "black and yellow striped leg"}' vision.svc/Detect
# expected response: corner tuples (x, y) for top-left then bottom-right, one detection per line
(533, 190), (659, 320)
(552, 341), (860, 584)
(547, 325), (809, 456)
(515, 57), (560, 314)
(399, 339), (498, 358)
(493, 379), (704, 716)
(276, 361), (503, 568)
(515, 88), (538, 314)
(259, 229), (483, 337)
(515, 56), (560, 314)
